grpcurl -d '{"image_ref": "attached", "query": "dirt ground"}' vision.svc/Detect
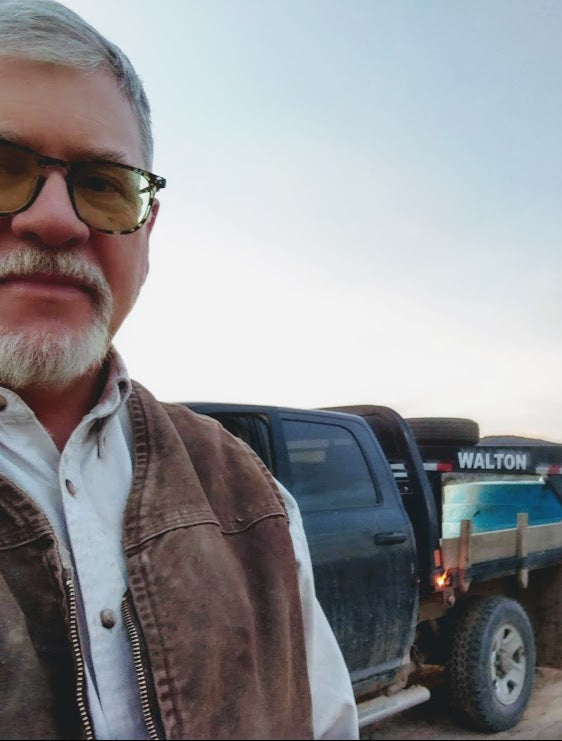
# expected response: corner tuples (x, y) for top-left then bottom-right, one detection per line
(360, 666), (562, 740)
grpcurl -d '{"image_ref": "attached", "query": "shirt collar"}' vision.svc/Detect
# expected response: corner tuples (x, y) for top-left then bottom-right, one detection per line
(91, 347), (132, 421)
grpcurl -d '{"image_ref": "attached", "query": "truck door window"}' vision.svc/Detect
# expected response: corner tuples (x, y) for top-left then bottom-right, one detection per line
(281, 420), (379, 512)
(208, 413), (273, 471)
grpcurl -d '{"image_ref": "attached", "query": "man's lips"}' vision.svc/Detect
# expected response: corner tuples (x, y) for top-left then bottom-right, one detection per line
(0, 272), (97, 299)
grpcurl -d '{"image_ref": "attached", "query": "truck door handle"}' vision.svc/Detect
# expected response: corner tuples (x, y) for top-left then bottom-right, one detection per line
(374, 531), (407, 545)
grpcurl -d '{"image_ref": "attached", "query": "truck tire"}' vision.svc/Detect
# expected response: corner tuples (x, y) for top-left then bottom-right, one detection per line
(406, 417), (479, 446)
(447, 596), (536, 732)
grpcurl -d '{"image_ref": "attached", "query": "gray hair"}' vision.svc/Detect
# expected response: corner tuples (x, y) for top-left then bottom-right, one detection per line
(0, 0), (153, 166)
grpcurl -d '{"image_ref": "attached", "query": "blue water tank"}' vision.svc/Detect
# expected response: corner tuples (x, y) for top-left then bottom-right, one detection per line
(442, 480), (562, 537)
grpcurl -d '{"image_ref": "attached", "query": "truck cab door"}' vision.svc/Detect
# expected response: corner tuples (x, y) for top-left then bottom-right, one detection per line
(276, 412), (418, 693)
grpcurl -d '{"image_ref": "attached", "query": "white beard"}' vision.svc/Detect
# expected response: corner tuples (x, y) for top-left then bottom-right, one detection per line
(0, 247), (113, 389)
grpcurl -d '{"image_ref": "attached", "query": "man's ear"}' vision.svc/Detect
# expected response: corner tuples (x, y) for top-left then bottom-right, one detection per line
(139, 200), (160, 286)
(147, 199), (160, 236)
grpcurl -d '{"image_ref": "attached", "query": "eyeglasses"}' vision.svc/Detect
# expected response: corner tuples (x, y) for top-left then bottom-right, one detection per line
(0, 137), (166, 235)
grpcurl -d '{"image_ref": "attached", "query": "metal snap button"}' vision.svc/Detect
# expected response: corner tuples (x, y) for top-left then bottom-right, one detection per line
(65, 479), (77, 497)
(100, 609), (116, 629)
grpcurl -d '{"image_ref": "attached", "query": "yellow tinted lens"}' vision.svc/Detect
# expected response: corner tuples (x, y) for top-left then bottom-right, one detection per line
(0, 140), (39, 212)
(72, 163), (151, 232)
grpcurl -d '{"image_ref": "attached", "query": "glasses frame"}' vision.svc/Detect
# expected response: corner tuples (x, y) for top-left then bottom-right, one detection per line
(0, 137), (166, 235)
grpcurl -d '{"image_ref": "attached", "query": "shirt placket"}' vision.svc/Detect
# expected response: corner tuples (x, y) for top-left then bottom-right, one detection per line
(60, 421), (147, 740)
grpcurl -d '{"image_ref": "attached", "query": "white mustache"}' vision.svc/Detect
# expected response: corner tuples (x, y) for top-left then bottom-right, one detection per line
(0, 246), (112, 313)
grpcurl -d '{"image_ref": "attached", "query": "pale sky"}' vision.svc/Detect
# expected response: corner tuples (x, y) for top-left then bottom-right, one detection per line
(62, 0), (562, 442)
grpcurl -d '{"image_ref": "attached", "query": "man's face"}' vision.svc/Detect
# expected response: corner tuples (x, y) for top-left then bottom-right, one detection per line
(0, 59), (157, 371)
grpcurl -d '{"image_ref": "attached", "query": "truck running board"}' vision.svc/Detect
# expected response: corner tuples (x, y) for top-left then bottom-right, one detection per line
(357, 685), (431, 729)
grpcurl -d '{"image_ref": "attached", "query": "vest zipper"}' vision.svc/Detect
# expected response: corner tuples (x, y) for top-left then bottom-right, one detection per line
(122, 596), (161, 740)
(64, 573), (95, 740)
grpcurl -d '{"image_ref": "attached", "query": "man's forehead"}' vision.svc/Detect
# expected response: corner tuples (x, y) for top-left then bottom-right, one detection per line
(0, 58), (145, 166)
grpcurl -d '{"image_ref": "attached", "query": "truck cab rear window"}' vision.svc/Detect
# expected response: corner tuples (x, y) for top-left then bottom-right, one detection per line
(281, 420), (378, 512)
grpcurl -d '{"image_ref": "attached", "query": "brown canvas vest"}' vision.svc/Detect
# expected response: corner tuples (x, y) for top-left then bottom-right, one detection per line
(0, 381), (313, 740)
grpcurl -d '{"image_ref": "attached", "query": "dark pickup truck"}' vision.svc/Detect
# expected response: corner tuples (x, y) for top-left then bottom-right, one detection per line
(184, 401), (562, 733)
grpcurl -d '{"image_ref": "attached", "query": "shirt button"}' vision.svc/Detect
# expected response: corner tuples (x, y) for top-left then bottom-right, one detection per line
(0, 395), (6, 411)
(100, 609), (117, 629)
(65, 479), (77, 496)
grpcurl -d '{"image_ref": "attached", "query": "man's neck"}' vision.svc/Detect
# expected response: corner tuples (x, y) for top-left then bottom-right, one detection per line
(11, 365), (108, 452)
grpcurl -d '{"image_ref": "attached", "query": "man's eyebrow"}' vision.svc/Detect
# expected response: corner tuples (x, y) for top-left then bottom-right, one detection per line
(0, 129), (28, 147)
(0, 129), (133, 166)
(68, 147), (132, 165)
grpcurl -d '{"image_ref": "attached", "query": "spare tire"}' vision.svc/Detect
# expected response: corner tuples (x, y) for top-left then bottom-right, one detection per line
(406, 417), (480, 446)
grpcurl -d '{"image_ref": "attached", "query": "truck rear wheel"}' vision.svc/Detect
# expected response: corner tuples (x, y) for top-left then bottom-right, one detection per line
(447, 596), (535, 732)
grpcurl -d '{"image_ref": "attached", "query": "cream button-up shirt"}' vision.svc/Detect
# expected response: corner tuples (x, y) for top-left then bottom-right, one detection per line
(0, 352), (358, 740)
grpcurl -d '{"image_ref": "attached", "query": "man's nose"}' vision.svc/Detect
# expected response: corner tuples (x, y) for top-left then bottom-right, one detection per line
(9, 171), (90, 249)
